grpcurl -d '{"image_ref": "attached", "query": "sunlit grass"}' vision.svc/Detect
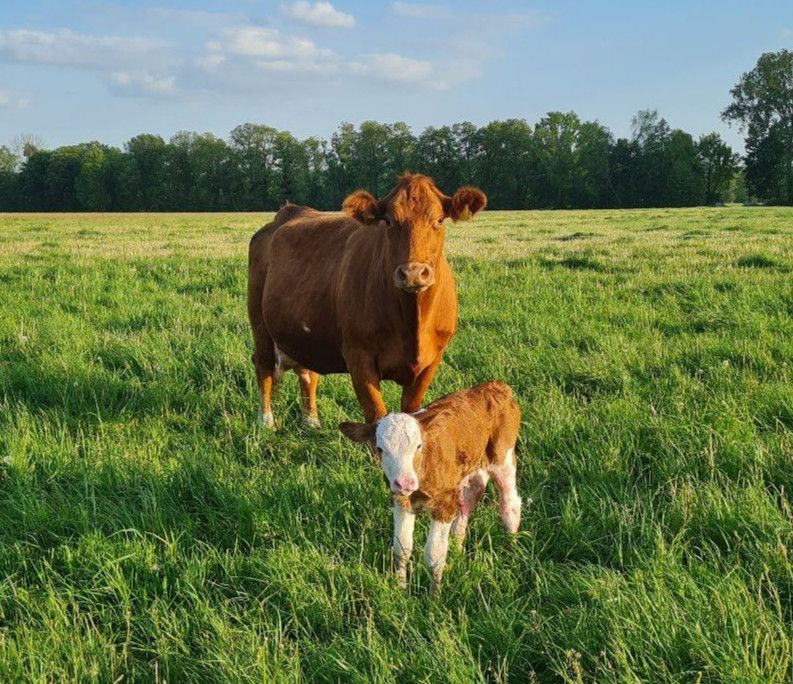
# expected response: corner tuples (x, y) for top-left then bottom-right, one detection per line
(1, 207), (792, 682)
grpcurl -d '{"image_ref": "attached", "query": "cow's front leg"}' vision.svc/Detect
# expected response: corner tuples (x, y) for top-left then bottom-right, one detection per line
(424, 518), (452, 595)
(347, 352), (387, 422)
(392, 500), (415, 589)
(400, 359), (440, 414)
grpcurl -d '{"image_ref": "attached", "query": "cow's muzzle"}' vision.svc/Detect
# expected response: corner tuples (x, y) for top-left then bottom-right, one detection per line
(393, 262), (435, 293)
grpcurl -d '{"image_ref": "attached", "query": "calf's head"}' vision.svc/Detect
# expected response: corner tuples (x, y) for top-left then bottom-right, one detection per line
(340, 414), (425, 496)
(342, 174), (486, 293)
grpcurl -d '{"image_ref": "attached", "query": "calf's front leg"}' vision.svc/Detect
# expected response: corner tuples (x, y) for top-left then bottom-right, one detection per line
(392, 501), (415, 589)
(424, 518), (452, 595)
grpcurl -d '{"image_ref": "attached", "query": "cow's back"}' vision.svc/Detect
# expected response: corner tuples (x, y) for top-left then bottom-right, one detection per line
(251, 206), (363, 374)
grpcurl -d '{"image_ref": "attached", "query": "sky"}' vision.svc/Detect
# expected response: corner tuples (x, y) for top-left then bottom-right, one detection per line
(1, 0), (791, 152)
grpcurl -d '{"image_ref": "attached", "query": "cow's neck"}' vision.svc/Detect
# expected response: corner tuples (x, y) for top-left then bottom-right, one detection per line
(394, 278), (441, 366)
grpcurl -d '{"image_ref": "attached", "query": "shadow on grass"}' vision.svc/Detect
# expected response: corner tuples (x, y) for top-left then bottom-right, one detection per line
(1, 358), (178, 426)
(735, 254), (790, 272)
(538, 255), (609, 272)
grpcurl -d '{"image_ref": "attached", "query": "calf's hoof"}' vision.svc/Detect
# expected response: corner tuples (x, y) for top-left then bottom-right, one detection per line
(396, 568), (408, 590)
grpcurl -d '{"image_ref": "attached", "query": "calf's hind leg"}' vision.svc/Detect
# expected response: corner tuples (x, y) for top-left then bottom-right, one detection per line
(488, 447), (521, 534)
(451, 469), (489, 548)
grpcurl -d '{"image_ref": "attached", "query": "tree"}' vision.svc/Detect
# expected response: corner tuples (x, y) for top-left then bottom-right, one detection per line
(696, 133), (739, 204)
(574, 121), (612, 208)
(0, 146), (19, 209)
(476, 119), (535, 209)
(229, 123), (278, 210)
(0, 145), (17, 173)
(125, 134), (168, 210)
(723, 50), (793, 204)
(664, 129), (705, 206)
(75, 143), (113, 211)
(631, 109), (672, 206)
(533, 112), (578, 208)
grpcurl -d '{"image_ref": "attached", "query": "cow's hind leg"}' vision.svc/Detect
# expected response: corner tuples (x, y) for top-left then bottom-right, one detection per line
(297, 367), (321, 428)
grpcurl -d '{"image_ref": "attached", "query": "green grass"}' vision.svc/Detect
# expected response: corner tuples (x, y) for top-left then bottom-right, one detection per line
(1, 207), (792, 682)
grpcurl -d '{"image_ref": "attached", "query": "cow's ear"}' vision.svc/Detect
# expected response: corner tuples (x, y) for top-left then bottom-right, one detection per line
(342, 190), (383, 225)
(339, 421), (376, 445)
(445, 187), (487, 222)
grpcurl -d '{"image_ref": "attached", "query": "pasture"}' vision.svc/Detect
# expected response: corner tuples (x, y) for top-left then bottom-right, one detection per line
(1, 207), (792, 682)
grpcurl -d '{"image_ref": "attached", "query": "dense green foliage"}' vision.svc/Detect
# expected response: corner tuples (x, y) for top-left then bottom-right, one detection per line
(723, 49), (793, 205)
(1, 208), (791, 681)
(0, 112), (739, 212)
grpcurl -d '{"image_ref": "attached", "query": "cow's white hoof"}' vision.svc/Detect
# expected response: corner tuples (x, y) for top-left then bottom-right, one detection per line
(302, 414), (321, 430)
(257, 411), (275, 429)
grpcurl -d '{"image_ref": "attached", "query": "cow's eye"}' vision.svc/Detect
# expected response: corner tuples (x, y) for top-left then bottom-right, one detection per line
(382, 217), (392, 227)
(417, 443), (423, 450)
(435, 218), (444, 229)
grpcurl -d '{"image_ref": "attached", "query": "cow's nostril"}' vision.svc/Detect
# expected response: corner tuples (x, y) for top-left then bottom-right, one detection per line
(420, 266), (431, 280)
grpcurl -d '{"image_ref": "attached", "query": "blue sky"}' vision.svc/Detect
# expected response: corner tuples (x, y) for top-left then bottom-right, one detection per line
(1, 0), (791, 152)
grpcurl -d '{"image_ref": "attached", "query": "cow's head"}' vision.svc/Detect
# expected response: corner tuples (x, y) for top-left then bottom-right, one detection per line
(342, 174), (487, 293)
(340, 414), (425, 496)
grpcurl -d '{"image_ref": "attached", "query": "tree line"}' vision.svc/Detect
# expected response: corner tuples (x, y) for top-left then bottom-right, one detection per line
(1, 50), (790, 211)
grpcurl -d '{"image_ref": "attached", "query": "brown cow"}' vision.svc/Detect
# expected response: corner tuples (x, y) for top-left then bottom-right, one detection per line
(247, 174), (486, 428)
(340, 380), (522, 594)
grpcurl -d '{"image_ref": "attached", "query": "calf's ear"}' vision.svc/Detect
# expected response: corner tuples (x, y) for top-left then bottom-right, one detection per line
(342, 190), (383, 225)
(445, 187), (487, 222)
(339, 422), (376, 444)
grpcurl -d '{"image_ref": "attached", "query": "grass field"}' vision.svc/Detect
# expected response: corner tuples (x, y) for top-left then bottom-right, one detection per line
(1, 207), (792, 682)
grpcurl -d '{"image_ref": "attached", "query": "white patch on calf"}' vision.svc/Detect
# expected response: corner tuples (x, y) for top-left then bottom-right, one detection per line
(376, 413), (422, 493)
(424, 519), (452, 592)
(488, 448), (521, 533)
(392, 502), (416, 588)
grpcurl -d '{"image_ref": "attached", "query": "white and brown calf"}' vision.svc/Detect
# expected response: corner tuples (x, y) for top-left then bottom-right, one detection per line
(340, 380), (521, 594)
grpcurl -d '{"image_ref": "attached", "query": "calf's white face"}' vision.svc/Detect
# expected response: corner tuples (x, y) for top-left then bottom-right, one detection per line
(375, 414), (423, 496)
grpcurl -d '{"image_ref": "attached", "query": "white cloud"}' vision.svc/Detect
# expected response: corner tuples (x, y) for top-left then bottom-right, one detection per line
(281, 1), (355, 28)
(0, 87), (30, 109)
(147, 7), (244, 28)
(110, 71), (176, 95)
(221, 26), (333, 60)
(0, 28), (165, 69)
(256, 59), (339, 75)
(350, 52), (435, 85)
(391, 2), (448, 19)
(195, 53), (226, 71)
